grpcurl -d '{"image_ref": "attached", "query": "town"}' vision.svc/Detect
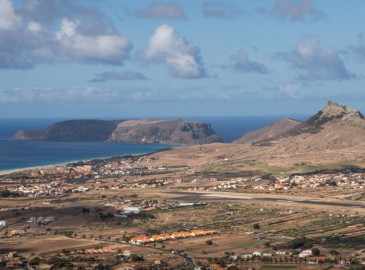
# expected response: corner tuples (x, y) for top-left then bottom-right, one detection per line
(1, 154), (365, 269)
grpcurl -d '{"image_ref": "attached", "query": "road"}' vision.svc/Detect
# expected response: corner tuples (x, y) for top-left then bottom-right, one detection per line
(166, 191), (365, 209)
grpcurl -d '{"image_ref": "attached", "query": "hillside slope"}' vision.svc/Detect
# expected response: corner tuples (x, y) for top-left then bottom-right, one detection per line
(234, 118), (301, 144)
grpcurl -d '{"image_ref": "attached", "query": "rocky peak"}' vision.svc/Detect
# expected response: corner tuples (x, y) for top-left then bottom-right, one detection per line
(249, 101), (365, 145)
(321, 100), (363, 120)
(309, 100), (365, 128)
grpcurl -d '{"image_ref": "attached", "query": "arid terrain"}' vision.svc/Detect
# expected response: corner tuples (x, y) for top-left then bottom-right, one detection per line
(1, 102), (365, 269)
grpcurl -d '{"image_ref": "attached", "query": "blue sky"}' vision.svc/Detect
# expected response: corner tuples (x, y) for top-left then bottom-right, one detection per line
(1, 0), (365, 118)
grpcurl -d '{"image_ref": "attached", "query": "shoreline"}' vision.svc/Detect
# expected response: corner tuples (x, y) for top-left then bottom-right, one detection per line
(0, 146), (176, 176)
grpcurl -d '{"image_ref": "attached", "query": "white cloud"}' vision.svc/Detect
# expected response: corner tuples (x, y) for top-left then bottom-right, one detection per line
(27, 21), (42, 33)
(0, 1), (132, 69)
(136, 1), (186, 19)
(142, 24), (206, 79)
(260, 0), (324, 22)
(56, 19), (132, 65)
(227, 49), (268, 74)
(202, 1), (243, 19)
(0, 0), (22, 30)
(278, 35), (355, 80)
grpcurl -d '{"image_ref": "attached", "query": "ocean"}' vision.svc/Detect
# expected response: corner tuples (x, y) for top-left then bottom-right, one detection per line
(0, 116), (306, 171)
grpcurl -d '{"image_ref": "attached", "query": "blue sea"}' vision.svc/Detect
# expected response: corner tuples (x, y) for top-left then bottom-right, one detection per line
(0, 116), (307, 171)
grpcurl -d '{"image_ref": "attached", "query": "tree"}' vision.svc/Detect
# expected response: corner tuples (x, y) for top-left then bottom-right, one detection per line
(205, 239), (213, 245)
(29, 257), (41, 265)
(311, 247), (320, 256)
(253, 223), (261, 230)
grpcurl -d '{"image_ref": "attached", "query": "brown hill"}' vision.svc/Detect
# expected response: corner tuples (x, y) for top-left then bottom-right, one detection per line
(150, 101), (365, 170)
(234, 118), (301, 144)
(276, 100), (365, 138)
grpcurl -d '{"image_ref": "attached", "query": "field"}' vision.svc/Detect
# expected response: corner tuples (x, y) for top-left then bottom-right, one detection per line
(1, 147), (365, 269)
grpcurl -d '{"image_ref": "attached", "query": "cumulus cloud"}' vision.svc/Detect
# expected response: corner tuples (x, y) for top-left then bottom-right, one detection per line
(142, 24), (206, 79)
(56, 19), (132, 65)
(202, 1), (243, 19)
(0, 0), (132, 69)
(90, 71), (148, 82)
(0, 0), (21, 30)
(277, 35), (355, 80)
(259, 0), (324, 22)
(136, 1), (186, 19)
(226, 49), (269, 74)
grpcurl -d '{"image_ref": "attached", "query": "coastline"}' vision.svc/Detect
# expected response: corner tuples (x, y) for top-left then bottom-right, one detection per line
(0, 163), (66, 176)
(0, 145), (176, 176)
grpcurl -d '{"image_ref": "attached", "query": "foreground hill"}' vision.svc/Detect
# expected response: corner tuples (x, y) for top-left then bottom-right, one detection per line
(13, 119), (222, 145)
(235, 101), (365, 147)
(149, 101), (365, 170)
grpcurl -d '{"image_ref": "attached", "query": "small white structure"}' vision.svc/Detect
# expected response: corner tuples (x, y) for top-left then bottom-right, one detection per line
(275, 250), (288, 255)
(241, 254), (253, 259)
(252, 251), (262, 256)
(0, 220), (6, 227)
(298, 249), (312, 258)
(121, 207), (143, 215)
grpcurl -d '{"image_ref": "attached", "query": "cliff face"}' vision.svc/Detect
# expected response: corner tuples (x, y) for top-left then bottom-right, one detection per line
(109, 119), (222, 144)
(13, 119), (222, 145)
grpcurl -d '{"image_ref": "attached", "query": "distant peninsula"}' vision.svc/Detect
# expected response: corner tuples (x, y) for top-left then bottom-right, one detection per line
(13, 119), (222, 145)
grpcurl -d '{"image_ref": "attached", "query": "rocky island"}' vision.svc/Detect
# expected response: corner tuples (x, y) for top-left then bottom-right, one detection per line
(13, 119), (222, 145)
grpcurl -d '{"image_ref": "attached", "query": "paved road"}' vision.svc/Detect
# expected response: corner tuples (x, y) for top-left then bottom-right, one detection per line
(166, 191), (365, 209)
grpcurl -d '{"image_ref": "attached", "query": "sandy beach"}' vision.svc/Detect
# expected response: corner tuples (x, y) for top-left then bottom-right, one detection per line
(0, 163), (64, 176)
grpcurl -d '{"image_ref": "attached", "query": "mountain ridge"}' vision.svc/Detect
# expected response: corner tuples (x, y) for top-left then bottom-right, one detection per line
(235, 101), (365, 147)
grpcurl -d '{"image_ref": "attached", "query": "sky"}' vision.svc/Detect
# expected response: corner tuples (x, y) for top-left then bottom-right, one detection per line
(1, 0), (365, 118)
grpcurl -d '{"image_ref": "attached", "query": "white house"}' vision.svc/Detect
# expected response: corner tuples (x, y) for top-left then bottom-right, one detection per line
(0, 221), (6, 227)
(241, 254), (253, 259)
(123, 250), (131, 257)
(275, 250), (288, 255)
(122, 207), (143, 214)
(298, 250), (312, 258)
(252, 251), (262, 256)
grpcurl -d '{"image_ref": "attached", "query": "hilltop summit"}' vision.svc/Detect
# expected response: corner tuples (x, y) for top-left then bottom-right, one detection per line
(235, 101), (365, 147)
(315, 100), (365, 127)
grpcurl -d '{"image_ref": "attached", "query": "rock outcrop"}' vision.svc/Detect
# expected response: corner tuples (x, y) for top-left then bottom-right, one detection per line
(13, 119), (222, 145)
